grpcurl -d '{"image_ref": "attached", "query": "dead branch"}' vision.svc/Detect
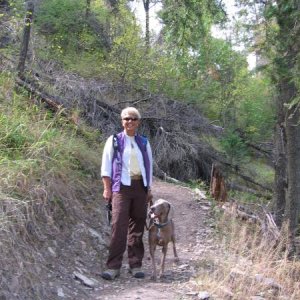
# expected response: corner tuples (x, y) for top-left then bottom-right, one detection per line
(115, 95), (153, 106)
(222, 200), (281, 242)
(246, 141), (273, 157)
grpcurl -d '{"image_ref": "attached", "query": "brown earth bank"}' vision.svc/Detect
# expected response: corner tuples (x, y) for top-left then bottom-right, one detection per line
(89, 179), (215, 300)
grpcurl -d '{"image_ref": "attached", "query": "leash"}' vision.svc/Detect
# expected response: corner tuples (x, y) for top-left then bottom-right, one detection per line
(105, 198), (112, 226)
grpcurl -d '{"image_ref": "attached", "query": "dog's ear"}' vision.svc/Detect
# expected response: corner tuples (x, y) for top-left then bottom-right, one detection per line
(167, 202), (174, 220)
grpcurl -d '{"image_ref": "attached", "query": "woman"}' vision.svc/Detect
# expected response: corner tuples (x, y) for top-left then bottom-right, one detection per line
(101, 107), (153, 280)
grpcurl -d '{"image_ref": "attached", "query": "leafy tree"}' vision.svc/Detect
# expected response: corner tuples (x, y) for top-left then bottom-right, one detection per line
(236, 75), (275, 143)
(35, 0), (109, 54)
(103, 22), (146, 84)
(159, 0), (226, 49)
(220, 129), (249, 164)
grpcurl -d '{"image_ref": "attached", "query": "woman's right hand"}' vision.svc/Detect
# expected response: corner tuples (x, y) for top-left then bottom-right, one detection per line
(103, 188), (112, 201)
(102, 176), (112, 201)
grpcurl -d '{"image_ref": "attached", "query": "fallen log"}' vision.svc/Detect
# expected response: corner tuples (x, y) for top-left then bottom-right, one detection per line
(228, 182), (272, 199)
(207, 153), (273, 193)
(154, 162), (181, 184)
(15, 76), (65, 113)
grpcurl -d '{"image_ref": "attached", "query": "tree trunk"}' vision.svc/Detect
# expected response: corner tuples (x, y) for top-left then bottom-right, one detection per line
(86, 0), (91, 18)
(273, 0), (300, 255)
(273, 91), (287, 228)
(107, 0), (118, 13)
(0, 0), (10, 10)
(17, 1), (34, 78)
(143, 0), (150, 49)
(284, 82), (300, 253)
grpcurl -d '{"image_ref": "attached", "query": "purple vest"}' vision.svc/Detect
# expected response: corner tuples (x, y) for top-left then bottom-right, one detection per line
(111, 132), (151, 192)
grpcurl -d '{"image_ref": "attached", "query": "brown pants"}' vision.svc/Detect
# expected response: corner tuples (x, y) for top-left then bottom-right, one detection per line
(106, 179), (147, 270)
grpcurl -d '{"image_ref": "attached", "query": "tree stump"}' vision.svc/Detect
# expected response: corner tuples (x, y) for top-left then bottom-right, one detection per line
(210, 163), (227, 203)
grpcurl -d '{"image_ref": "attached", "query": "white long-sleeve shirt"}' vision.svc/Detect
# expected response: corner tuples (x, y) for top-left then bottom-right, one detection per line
(101, 132), (153, 188)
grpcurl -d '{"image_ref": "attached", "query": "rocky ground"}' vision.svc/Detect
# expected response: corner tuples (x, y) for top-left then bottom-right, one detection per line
(89, 179), (216, 300)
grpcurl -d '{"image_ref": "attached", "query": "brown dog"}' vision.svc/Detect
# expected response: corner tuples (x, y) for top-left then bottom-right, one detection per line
(148, 199), (179, 280)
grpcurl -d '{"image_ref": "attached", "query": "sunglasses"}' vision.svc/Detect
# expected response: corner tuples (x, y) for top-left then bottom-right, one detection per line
(122, 117), (138, 121)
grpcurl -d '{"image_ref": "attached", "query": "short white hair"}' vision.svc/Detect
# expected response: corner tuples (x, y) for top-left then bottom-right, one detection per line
(121, 107), (141, 119)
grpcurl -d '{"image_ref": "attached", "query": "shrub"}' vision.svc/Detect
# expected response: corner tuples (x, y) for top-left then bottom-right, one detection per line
(220, 129), (249, 163)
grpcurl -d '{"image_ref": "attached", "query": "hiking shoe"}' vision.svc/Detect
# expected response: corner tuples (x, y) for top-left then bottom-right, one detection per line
(129, 268), (145, 278)
(101, 269), (120, 280)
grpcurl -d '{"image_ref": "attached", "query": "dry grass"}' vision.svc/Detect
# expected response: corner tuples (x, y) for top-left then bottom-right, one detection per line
(196, 214), (300, 299)
(0, 72), (106, 298)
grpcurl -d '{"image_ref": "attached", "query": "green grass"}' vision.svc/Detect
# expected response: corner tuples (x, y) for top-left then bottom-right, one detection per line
(0, 71), (102, 194)
(247, 158), (274, 186)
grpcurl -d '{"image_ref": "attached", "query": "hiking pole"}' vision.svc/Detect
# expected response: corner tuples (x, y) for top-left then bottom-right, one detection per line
(105, 199), (112, 226)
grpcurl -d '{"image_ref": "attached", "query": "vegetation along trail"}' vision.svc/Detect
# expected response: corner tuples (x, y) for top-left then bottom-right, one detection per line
(92, 179), (214, 300)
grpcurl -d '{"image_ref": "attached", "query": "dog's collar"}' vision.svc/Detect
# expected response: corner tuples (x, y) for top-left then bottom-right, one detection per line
(153, 219), (170, 228)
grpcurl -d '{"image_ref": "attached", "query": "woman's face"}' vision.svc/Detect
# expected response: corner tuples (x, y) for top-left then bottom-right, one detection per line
(122, 114), (140, 136)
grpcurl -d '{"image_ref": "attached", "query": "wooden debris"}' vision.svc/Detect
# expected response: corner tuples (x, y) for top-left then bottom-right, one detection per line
(210, 163), (227, 203)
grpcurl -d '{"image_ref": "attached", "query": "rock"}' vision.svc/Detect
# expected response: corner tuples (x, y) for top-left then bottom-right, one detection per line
(200, 205), (210, 210)
(48, 247), (56, 257)
(198, 291), (210, 299)
(178, 264), (189, 270)
(73, 271), (98, 288)
(254, 274), (282, 290)
(88, 227), (105, 244)
(194, 188), (207, 200)
(57, 287), (64, 297)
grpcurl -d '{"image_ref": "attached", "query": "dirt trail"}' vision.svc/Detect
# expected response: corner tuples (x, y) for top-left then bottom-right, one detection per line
(92, 179), (214, 300)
